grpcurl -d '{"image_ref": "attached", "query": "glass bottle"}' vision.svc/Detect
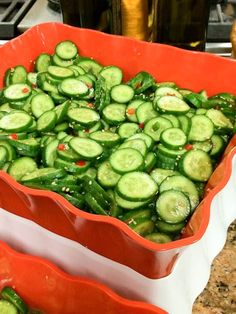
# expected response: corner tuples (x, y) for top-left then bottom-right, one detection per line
(154, 0), (211, 51)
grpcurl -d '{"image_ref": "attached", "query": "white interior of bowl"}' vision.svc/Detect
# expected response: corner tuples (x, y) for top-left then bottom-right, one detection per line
(0, 155), (235, 314)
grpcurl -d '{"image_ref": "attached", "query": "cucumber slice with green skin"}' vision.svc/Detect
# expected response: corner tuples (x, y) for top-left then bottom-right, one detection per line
(54, 121), (69, 132)
(117, 171), (158, 201)
(55, 40), (78, 60)
(145, 232), (172, 243)
(89, 130), (120, 147)
(67, 107), (100, 127)
(206, 109), (234, 133)
(69, 65), (86, 76)
(97, 160), (121, 188)
(4, 84), (32, 101)
(35, 53), (52, 72)
(60, 78), (89, 97)
(52, 54), (74, 67)
(54, 100), (70, 123)
(9, 138), (40, 157)
(0, 300), (18, 314)
(136, 101), (158, 123)
(0, 146), (8, 168)
(85, 193), (108, 215)
(0, 140), (16, 161)
(110, 84), (134, 103)
(192, 140), (213, 153)
(150, 168), (179, 186)
(21, 167), (66, 183)
(127, 71), (155, 94)
(144, 116), (173, 142)
(210, 134), (225, 158)
(7, 157), (37, 181)
(156, 96), (190, 114)
(60, 192), (85, 209)
(100, 66), (123, 89)
(127, 133), (154, 150)
(160, 127), (187, 150)
(25, 182), (81, 195)
(156, 152), (178, 171)
(77, 58), (103, 77)
(76, 167), (97, 180)
(144, 151), (156, 172)
(128, 217), (155, 236)
(77, 75), (94, 88)
(156, 190), (191, 223)
(0, 111), (32, 132)
(159, 174), (199, 211)
(107, 189), (123, 218)
(196, 108), (207, 115)
(102, 103), (126, 125)
(37, 110), (57, 132)
(115, 191), (149, 210)
(57, 147), (80, 162)
(178, 115), (191, 135)
(179, 149), (213, 182)
(119, 139), (147, 156)
(10, 65), (27, 84)
(121, 208), (152, 223)
(69, 137), (103, 160)
(82, 175), (111, 204)
(54, 158), (90, 174)
(4, 68), (12, 87)
(118, 122), (139, 139)
(126, 99), (144, 122)
(155, 86), (183, 99)
(188, 115), (214, 142)
(184, 92), (205, 108)
(161, 114), (180, 128)
(110, 148), (144, 174)
(31, 93), (55, 118)
(0, 103), (12, 112)
(156, 220), (185, 234)
(50, 92), (67, 104)
(43, 139), (59, 167)
(48, 65), (74, 80)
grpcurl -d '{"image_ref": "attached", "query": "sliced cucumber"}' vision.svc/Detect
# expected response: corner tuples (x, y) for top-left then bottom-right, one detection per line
(69, 137), (103, 160)
(110, 84), (134, 103)
(116, 171), (158, 201)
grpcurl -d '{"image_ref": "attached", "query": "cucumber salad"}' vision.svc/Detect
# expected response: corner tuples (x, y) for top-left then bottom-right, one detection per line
(0, 40), (235, 244)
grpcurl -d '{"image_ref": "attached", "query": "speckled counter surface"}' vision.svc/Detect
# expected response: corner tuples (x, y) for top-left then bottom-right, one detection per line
(192, 221), (236, 314)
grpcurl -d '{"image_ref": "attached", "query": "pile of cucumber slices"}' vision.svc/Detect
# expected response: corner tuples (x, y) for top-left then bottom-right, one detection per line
(0, 40), (235, 243)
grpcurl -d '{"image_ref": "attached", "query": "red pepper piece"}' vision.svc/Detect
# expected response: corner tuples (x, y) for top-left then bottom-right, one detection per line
(139, 122), (145, 129)
(185, 144), (193, 151)
(57, 144), (66, 151)
(32, 84), (37, 89)
(22, 87), (29, 93)
(76, 160), (86, 167)
(87, 103), (94, 108)
(127, 108), (135, 115)
(86, 83), (92, 89)
(9, 133), (18, 140)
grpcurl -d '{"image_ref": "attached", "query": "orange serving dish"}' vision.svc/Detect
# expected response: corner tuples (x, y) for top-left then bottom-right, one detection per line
(0, 240), (166, 314)
(0, 22), (236, 279)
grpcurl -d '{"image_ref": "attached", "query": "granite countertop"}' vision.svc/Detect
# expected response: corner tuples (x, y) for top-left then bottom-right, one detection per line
(192, 220), (236, 314)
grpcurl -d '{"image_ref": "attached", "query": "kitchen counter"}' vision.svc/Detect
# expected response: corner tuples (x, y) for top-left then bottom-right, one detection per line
(193, 220), (236, 313)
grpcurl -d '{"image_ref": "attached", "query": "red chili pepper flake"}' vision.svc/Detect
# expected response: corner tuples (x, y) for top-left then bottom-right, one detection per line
(32, 84), (37, 89)
(22, 87), (29, 93)
(87, 103), (94, 108)
(86, 83), (92, 88)
(57, 144), (66, 151)
(84, 129), (90, 133)
(185, 144), (193, 151)
(127, 108), (135, 115)
(76, 160), (86, 167)
(139, 122), (145, 129)
(9, 133), (18, 140)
